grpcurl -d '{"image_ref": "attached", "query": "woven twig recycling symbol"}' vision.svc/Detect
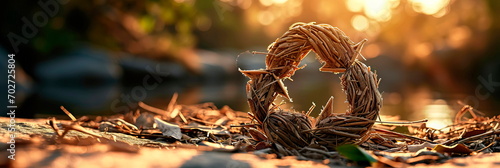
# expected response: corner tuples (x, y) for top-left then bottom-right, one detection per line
(240, 22), (382, 151)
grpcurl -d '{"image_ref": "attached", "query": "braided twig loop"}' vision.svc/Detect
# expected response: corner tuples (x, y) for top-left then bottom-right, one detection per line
(241, 22), (382, 151)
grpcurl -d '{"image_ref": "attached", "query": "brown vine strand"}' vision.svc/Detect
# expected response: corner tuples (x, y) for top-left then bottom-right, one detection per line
(341, 60), (381, 121)
(266, 22), (366, 78)
(241, 22), (382, 151)
(263, 111), (314, 149)
(241, 71), (288, 124)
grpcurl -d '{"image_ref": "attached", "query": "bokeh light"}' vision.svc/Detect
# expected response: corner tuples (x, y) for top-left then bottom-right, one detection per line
(410, 0), (450, 17)
(352, 15), (369, 31)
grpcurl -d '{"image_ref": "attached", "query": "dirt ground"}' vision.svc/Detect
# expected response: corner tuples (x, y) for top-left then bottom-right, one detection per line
(1, 117), (500, 168)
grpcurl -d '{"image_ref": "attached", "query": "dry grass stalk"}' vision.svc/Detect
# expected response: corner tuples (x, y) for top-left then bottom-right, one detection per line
(241, 22), (382, 152)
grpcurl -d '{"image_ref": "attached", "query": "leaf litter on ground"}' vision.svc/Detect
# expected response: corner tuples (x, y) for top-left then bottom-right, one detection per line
(2, 95), (500, 167)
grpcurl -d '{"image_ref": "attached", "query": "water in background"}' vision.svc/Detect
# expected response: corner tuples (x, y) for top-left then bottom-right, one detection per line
(8, 48), (499, 130)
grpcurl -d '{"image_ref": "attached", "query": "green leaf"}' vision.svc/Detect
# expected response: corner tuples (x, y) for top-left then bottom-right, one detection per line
(336, 144), (377, 163)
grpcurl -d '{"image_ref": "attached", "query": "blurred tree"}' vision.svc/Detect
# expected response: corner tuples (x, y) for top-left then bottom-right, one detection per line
(0, 0), (209, 78)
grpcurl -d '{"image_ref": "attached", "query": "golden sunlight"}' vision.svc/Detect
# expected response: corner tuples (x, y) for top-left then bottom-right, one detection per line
(423, 99), (453, 129)
(364, 0), (397, 22)
(362, 43), (381, 58)
(259, 0), (289, 6)
(346, 0), (364, 12)
(258, 10), (275, 25)
(413, 42), (433, 58)
(410, 0), (450, 17)
(352, 15), (369, 31)
(447, 26), (471, 49)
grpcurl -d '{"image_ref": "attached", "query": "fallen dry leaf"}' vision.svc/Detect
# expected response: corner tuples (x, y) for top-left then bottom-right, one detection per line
(154, 117), (182, 140)
(433, 144), (473, 155)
